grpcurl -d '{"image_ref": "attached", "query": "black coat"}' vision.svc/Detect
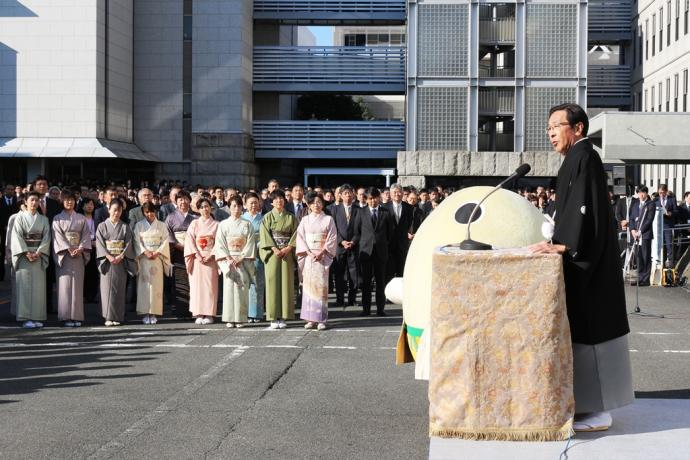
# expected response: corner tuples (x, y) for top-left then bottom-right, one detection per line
(331, 203), (361, 256)
(382, 201), (419, 257)
(552, 139), (630, 345)
(654, 196), (679, 227)
(357, 206), (394, 258)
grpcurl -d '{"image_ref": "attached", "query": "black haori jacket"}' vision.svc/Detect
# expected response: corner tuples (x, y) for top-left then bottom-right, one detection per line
(552, 138), (630, 345)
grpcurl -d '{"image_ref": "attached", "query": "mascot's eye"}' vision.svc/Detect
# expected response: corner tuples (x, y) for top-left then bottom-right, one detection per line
(455, 203), (482, 224)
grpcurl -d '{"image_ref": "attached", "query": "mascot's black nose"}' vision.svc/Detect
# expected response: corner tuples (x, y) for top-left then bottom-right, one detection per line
(455, 203), (482, 224)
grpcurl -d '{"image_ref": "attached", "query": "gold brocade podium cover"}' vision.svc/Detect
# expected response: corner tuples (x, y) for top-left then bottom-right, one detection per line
(429, 246), (574, 441)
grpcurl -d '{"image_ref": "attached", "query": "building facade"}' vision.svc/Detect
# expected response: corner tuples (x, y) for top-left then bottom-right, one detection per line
(632, 0), (690, 196)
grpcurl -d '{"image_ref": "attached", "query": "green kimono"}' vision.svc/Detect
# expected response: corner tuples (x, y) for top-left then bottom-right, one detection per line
(259, 209), (297, 321)
(11, 211), (51, 321)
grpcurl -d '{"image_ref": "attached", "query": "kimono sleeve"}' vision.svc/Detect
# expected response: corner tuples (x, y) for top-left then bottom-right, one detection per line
(52, 217), (71, 267)
(183, 219), (198, 274)
(37, 216), (51, 270)
(213, 222), (232, 276)
(288, 215), (298, 248)
(295, 218), (308, 255)
(242, 222), (257, 260)
(10, 215), (30, 269)
(78, 216), (92, 266)
(324, 216), (337, 258)
(95, 222), (111, 275)
(259, 214), (277, 264)
(154, 220), (172, 276)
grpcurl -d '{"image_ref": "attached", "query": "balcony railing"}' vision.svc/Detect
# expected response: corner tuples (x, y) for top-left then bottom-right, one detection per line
(478, 89), (514, 115)
(253, 46), (405, 93)
(478, 133), (514, 152)
(254, 0), (406, 22)
(253, 120), (405, 158)
(589, 0), (632, 41)
(479, 19), (515, 44)
(478, 64), (515, 78)
(588, 65), (632, 106)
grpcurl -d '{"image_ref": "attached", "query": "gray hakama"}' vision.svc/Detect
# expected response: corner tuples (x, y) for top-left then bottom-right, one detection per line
(573, 334), (635, 414)
(53, 211), (92, 322)
(96, 219), (136, 322)
(11, 211), (51, 322)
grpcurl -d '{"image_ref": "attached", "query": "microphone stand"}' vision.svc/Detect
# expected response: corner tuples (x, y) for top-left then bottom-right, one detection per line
(459, 174), (521, 251)
(628, 204), (664, 319)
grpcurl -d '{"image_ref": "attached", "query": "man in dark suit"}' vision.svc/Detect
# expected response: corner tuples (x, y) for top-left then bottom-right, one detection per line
(383, 183), (420, 280)
(128, 188), (154, 231)
(630, 186), (656, 286)
(331, 184), (361, 307)
(157, 186), (182, 222)
(0, 184), (19, 281)
(285, 183), (308, 222)
(94, 186), (119, 228)
(261, 179), (280, 214)
(33, 176), (61, 312)
(654, 184), (679, 266)
(357, 187), (394, 316)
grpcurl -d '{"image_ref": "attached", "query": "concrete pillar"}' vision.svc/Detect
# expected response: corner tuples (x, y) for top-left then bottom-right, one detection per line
(397, 175), (426, 189)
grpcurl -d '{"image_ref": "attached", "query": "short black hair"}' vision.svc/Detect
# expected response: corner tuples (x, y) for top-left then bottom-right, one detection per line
(269, 189), (286, 202)
(61, 190), (76, 201)
(638, 185), (649, 193)
(366, 187), (380, 198)
(175, 191), (191, 202)
(108, 198), (124, 209)
(26, 191), (41, 200)
(243, 191), (259, 202)
(228, 195), (244, 209)
(305, 191), (323, 205)
(548, 103), (589, 136)
(34, 175), (48, 185)
(141, 202), (156, 214)
(340, 183), (354, 193)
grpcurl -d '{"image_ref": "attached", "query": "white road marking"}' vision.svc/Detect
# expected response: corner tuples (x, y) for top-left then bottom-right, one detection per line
(323, 346), (357, 350)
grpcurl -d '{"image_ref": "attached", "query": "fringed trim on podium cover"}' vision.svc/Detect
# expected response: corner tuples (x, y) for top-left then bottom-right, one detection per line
(429, 419), (574, 442)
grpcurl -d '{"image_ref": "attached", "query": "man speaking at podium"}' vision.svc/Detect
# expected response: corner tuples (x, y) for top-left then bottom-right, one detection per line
(530, 103), (634, 432)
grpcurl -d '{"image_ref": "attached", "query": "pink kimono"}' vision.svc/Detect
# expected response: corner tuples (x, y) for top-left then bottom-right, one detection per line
(184, 217), (219, 317)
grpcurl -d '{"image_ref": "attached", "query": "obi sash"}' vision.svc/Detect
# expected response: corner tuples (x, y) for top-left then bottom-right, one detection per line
(66, 231), (81, 249)
(174, 231), (186, 245)
(24, 231), (43, 250)
(141, 233), (163, 251)
(228, 236), (247, 254)
(106, 239), (125, 255)
(197, 234), (215, 253)
(272, 230), (291, 249)
(305, 232), (326, 250)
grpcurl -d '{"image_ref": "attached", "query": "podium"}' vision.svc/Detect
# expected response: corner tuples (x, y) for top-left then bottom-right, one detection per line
(428, 246), (574, 441)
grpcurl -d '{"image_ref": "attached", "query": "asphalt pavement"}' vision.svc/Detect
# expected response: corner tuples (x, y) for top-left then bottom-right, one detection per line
(0, 278), (688, 460)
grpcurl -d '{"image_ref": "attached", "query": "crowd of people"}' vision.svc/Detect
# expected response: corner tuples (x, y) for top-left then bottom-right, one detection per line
(0, 176), (436, 330)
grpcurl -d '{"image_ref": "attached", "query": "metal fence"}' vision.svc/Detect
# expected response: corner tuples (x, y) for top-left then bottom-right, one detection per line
(479, 18), (516, 43)
(588, 65), (632, 98)
(588, 0), (632, 38)
(254, 0), (406, 20)
(253, 46), (405, 92)
(478, 88), (514, 115)
(253, 121), (405, 158)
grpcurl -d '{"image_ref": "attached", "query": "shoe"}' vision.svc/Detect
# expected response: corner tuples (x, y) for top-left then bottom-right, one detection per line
(104, 321), (114, 327)
(111, 321), (121, 326)
(360, 309), (371, 317)
(226, 322), (235, 328)
(334, 301), (345, 308)
(317, 323), (327, 331)
(73, 321), (82, 327)
(149, 316), (157, 325)
(304, 322), (316, 329)
(574, 411), (612, 432)
(143, 316), (150, 325)
(376, 310), (387, 317)
(236, 323), (244, 328)
(22, 321), (36, 329)
(278, 320), (287, 329)
(64, 321), (75, 327)
(270, 321), (279, 330)
(195, 317), (203, 325)
(202, 317), (214, 325)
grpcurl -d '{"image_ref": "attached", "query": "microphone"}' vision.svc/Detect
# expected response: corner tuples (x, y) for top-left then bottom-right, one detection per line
(459, 163), (531, 250)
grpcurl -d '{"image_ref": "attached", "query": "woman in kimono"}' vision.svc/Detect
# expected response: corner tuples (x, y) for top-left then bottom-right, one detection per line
(214, 196), (256, 328)
(165, 191), (197, 318)
(185, 198), (219, 325)
(11, 192), (51, 329)
(296, 193), (337, 330)
(242, 192), (264, 323)
(5, 200), (25, 317)
(52, 191), (91, 327)
(80, 198), (99, 303)
(133, 202), (171, 325)
(259, 189), (297, 330)
(96, 198), (137, 326)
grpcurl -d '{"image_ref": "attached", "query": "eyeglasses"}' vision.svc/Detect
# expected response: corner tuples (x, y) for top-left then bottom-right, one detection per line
(545, 122), (571, 133)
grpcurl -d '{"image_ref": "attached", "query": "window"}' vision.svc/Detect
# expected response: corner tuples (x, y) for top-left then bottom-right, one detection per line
(683, 69), (688, 112)
(646, 19), (649, 60)
(659, 82), (663, 111)
(652, 15), (656, 56)
(659, 8), (664, 51)
(638, 91), (643, 111)
(651, 85), (655, 111)
(674, 74), (679, 111)
(633, 26), (637, 67)
(667, 1), (672, 45)
(666, 78), (671, 111)
(183, 15), (192, 41)
(345, 34), (366, 46)
(676, 0), (681, 41)
(686, 0), (689, 35)
(645, 89), (649, 111)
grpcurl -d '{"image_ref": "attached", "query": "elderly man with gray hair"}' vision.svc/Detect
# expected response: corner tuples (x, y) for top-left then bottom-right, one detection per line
(128, 188), (154, 230)
(382, 183), (420, 281)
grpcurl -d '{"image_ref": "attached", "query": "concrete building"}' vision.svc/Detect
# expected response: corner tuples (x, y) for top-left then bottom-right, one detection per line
(631, 0), (690, 196)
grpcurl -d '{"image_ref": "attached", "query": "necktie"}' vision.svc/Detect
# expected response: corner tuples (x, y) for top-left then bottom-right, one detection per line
(371, 208), (377, 227)
(395, 204), (400, 223)
(345, 206), (350, 223)
(40, 198), (46, 215)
